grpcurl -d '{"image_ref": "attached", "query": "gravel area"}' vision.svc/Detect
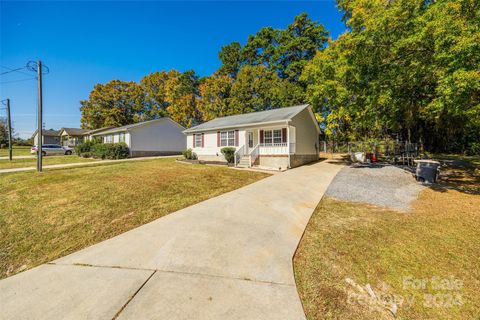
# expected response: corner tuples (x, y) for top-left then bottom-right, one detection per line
(325, 164), (425, 211)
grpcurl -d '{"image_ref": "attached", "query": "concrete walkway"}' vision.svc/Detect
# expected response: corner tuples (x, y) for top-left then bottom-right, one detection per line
(0, 155), (180, 174)
(0, 160), (343, 320)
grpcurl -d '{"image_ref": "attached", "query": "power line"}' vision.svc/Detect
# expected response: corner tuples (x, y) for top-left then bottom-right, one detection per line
(0, 65), (32, 77)
(0, 67), (27, 76)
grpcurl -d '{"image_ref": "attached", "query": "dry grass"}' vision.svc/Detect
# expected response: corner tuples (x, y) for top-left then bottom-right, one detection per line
(0, 146), (32, 157)
(0, 158), (269, 279)
(0, 155), (97, 169)
(294, 158), (480, 320)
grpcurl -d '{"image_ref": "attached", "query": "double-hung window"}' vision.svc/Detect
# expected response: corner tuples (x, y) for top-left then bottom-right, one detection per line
(273, 129), (282, 143)
(263, 129), (283, 145)
(220, 131), (235, 146)
(195, 134), (203, 147)
(104, 135), (113, 143)
(118, 132), (125, 143)
(264, 131), (273, 145)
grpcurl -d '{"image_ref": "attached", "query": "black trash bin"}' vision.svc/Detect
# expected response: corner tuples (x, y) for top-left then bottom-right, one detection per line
(414, 160), (440, 183)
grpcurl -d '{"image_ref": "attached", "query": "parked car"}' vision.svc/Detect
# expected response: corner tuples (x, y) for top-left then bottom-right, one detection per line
(31, 144), (74, 156)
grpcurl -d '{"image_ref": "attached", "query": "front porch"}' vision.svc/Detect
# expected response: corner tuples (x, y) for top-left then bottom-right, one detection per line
(234, 126), (296, 169)
(61, 136), (84, 147)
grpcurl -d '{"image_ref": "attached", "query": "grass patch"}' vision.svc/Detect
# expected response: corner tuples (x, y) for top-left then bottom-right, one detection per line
(0, 146), (32, 157)
(294, 161), (480, 319)
(0, 155), (97, 170)
(0, 158), (269, 278)
(433, 153), (480, 168)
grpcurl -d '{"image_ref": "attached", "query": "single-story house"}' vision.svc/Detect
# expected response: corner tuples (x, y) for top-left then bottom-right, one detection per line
(32, 129), (61, 145)
(59, 128), (89, 147)
(183, 104), (320, 170)
(90, 118), (186, 157)
(83, 127), (113, 141)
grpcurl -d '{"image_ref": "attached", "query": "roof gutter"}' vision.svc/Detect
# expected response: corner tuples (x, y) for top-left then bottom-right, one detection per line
(183, 119), (291, 134)
(91, 128), (128, 136)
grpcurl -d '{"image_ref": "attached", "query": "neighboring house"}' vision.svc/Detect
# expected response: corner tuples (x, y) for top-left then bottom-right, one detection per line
(59, 128), (89, 147)
(83, 127), (113, 141)
(32, 129), (61, 145)
(183, 104), (320, 170)
(90, 118), (186, 157)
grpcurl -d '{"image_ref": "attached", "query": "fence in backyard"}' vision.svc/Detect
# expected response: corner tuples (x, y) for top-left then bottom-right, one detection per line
(320, 140), (420, 166)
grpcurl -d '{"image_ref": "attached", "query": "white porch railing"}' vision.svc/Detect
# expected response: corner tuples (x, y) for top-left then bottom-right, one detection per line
(234, 145), (245, 166)
(249, 144), (260, 167)
(259, 143), (288, 154)
(234, 142), (296, 167)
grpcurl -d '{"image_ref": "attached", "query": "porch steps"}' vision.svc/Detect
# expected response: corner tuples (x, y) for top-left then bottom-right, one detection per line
(236, 156), (251, 168)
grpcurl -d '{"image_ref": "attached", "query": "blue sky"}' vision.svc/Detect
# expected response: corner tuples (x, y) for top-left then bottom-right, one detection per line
(1, 1), (345, 138)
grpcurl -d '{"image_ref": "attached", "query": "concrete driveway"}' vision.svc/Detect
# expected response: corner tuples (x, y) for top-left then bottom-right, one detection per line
(0, 160), (342, 320)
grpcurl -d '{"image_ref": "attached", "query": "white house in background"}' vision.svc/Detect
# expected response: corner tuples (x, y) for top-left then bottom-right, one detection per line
(183, 104), (320, 170)
(90, 118), (186, 157)
(32, 129), (61, 145)
(58, 128), (89, 147)
(83, 127), (113, 141)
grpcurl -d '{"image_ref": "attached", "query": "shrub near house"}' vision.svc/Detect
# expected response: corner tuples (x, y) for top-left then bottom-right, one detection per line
(182, 148), (197, 160)
(221, 147), (235, 164)
(75, 141), (129, 159)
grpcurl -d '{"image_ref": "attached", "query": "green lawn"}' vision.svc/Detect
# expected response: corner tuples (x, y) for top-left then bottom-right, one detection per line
(0, 158), (269, 279)
(0, 146), (32, 157)
(294, 160), (480, 319)
(0, 155), (97, 169)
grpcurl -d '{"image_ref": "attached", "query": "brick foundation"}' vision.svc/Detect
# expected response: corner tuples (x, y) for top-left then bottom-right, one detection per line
(290, 154), (319, 168)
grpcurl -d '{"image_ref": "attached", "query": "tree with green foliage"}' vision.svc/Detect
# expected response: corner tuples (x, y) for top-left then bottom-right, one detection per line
(303, 0), (480, 153)
(0, 117), (9, 146)
(140, 69), (201, 127)
(198, 73), (233, 121)
(164, 70), (201, 128)
(230, 65), (304, 113)
(218, 42), (243, 78)
(140, 71), (172, 119)
(276, 13), (329, 81)
(219, 13), (328, 82)
(80, 80), (147, 129)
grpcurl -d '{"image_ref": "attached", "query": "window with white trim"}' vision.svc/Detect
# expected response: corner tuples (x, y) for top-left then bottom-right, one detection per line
(195, 134), (202, 147)
(119, 132), (125, 143)
(264, 131), (272, 144)
(220, 131), (235, 146)
(273, 129), (282, 143)
(263, 129), (283, 145)
(104, 135), (113, 143)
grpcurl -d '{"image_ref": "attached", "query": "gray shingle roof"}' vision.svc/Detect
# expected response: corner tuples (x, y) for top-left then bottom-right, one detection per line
(83, 127), (114, 135)
(91, 118), (176, 136)
(31, 129), (60, 138)
(43, 129), (60, 136)
(61, 128), (88, 136)
(184, 104), (310, 133)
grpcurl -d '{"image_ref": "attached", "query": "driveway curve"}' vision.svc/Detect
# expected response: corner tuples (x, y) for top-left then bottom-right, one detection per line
(0, 160), (343, 320)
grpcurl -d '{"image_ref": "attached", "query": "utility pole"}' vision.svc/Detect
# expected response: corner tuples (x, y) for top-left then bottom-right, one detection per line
(37, 61), (43, 172)
(6, 98), (12, 161)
